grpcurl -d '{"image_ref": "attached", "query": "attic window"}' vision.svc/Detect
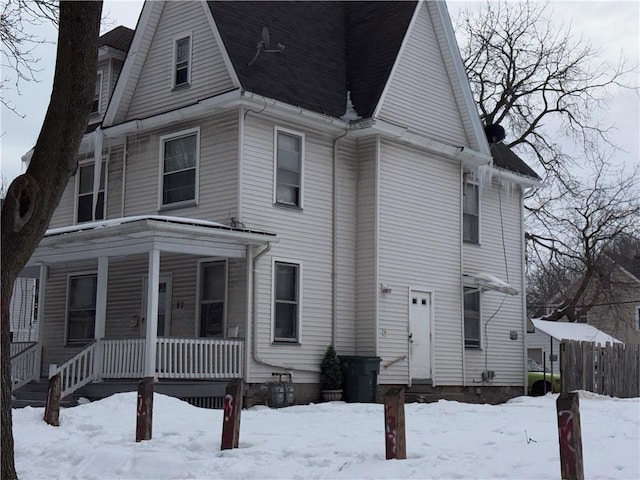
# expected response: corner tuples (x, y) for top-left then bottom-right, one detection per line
(174, 36), (191, 87)
(91, 72), (102, 114)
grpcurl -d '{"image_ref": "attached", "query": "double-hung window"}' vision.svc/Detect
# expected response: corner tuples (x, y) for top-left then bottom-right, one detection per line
(91, 72), (102, 114)
(174, 36), (191, 88)
(199, 261), (226, 337)
(464, 287), (481, 348)
(76, 158), (106, 223)
(463, 180), (479, 243)
(273, 261), (300, 342)
(67, 274), (97, 344)
(636, 305), (640, 331)
(275, 129), (303, 207)
(160, 129), (199, 207)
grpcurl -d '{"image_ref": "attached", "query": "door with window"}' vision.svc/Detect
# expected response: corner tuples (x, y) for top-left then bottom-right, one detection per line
(199, 261), (226, 337)
(141, 274), (172, 337)
(409, 290), (432, 379)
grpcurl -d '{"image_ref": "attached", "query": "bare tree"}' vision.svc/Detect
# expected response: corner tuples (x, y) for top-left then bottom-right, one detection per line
(1, 2), (102, 478)
(526, 154), (640, 322)
(456, 1), (635, 176)
(0, 0), (57, 115)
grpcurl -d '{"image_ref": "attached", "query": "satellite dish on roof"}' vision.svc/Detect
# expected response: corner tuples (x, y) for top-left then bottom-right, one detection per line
(248, 26), (285, 66)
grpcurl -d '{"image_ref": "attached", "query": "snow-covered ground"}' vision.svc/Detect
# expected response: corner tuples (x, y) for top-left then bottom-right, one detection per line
(13, 392), (639, 479)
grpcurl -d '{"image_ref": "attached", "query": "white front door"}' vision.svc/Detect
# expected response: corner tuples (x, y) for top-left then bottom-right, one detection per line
(142, 274), (172, 337)
(409, 290), (432, 379)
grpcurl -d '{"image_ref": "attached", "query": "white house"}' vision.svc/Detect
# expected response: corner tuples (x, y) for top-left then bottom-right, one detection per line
(14, 1), (540, 406)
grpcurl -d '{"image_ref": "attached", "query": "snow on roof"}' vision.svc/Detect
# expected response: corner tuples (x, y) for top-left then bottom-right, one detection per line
(44, 215), (275, 237)
(465, 272), (519, 295)
(531, 318), (622, 345)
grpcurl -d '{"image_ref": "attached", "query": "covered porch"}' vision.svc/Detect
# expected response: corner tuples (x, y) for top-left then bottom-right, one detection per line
(20, 215), (277, 397)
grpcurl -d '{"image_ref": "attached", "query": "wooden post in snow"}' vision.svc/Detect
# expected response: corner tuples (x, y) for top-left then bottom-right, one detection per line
(43, 373), (61, 426)
(556, 392), (584, 480)
(136, 377), (154, 442)
(384, 387), (406, 460)
(221, 379), (243, 450)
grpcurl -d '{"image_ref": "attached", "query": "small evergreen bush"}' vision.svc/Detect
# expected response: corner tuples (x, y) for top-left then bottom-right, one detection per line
(320, 345), (343, 390)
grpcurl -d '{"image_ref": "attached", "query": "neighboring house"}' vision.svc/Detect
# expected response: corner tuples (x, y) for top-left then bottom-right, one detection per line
(586, 254), (640, 345)
(527, 318), (622, 379)
(17, 1), (540, 405)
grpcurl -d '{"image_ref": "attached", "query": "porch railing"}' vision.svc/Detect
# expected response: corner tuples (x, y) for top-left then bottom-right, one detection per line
(49, 341), (99, 399)
(47, 337), (244, 399)
(156, 338), (243, 379)
(10, 343), (41, 391)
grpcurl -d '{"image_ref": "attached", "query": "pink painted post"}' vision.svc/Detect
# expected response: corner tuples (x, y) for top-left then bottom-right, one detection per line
(556, 392), (584, 480)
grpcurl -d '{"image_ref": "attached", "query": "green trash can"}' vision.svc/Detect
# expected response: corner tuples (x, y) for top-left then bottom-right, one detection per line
(339, 356), (381, 403)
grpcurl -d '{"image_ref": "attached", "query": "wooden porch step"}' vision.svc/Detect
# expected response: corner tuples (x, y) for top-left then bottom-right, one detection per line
(12, 379), (77, 409)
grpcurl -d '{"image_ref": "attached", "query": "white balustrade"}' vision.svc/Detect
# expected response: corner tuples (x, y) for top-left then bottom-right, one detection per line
(156, 338), (243, 379)
(10, 343), (41, 391)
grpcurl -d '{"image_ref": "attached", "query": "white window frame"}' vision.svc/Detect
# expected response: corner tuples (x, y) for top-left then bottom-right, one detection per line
(75, 156), (107, 224)
(636, 305), (640, 331)
(158, 127), (200, 209)
(463, 179), (480, 244)
(464, 287), (481, 349)
(91, 71), (103, 115)
(195, 259), (228, 338)
(172, 33), (193, 89)
(65, 271), (97, 345)
(271, 258), (303, 344)
(273, 127), (305, 209)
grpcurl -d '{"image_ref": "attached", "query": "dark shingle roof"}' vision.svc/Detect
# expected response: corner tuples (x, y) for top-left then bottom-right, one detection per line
(208, 1), (415, 119)
(99, 26), (134, 52)
(490, 142), (541, 180)
(611, 253), (640, 280)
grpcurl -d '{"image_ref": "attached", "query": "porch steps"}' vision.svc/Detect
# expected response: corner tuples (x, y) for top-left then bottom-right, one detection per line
(11, 379), (78, 409)
(404, 381), (469, 404)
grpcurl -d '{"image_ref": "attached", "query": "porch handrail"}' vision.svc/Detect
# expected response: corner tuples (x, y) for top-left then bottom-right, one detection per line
(10, 341), (37, 358)
(10, 343), (42, 391)
(49, 341), (99, 399)
(156, 338), (244, 379)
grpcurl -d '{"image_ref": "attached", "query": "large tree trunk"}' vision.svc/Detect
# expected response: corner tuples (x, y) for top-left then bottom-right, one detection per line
(1, 3), (102, 478)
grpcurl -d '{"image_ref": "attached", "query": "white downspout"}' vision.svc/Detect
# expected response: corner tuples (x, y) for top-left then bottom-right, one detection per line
(460, 167), (466, 387)
(332, 130), (349, 347)
(120, 136), (128, 218)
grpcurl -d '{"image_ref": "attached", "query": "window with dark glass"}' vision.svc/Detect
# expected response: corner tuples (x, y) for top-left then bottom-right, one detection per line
(77, 160), (106, 223)
(199, 262), (225, 337)
(463, 181), (479, 243)
(275, 131), (302, 207)
(464, 288), (481, 348)
(175, 36), (190, 87)
(67, 274), (97, 343)
(91, 73), (102, 114)
(162, 132), (197, 206)
(274, 262), (299, 342)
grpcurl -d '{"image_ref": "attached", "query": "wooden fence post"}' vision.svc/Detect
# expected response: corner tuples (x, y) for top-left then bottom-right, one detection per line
(384, 388), (406, 460)
(556, 392), (584, 480)
(43, 373), (61, 426)
(136, 377), (154, 442)
(221, 379), (243, 450)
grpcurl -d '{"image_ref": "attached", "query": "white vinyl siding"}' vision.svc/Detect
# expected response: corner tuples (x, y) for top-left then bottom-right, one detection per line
(463, 177), (525, 386)
(377, 139), (462, 385)
(125, 1), (235, 120)
(159, 128), (200, 208)
(376, 2), (468, 146)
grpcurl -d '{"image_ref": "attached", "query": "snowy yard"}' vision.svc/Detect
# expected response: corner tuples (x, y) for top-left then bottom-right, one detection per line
(13, 391), (639, 479)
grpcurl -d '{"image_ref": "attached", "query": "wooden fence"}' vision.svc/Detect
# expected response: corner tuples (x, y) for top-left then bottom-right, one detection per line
(560, 340), (640, 398)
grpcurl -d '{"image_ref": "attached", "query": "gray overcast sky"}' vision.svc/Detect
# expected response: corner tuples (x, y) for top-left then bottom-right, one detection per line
(1, 1), (638, 185)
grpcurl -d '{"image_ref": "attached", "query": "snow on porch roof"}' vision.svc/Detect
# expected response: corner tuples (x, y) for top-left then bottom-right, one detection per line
(531, 318), (623, 345)
(463, 272), (519, 296)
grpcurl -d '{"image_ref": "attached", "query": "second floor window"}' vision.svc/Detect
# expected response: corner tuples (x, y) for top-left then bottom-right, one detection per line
(463, 180), (479, 243)
(174, 36), (191, 87)
(161, 130), (199, 207)
(91, 72), (102, 114)
(77, 160), (106, 223)
(67, 274), (97, 344)
(275, 129), (303, 207)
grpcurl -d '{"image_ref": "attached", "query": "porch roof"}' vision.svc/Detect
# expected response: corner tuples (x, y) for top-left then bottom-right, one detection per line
(26, 215), (277, 265)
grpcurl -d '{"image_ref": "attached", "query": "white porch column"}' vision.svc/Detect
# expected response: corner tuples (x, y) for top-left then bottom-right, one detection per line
(95, 256), (109, 340)
(36, 265), (48, 343)
(144, 249), (160, 378)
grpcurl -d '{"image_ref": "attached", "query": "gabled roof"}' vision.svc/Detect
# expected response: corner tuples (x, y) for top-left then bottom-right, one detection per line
(98, 25), (134, 52)
(490, 142), (541, 181)
(610, 252), (640, 282)
(208, 1), (415, 118)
